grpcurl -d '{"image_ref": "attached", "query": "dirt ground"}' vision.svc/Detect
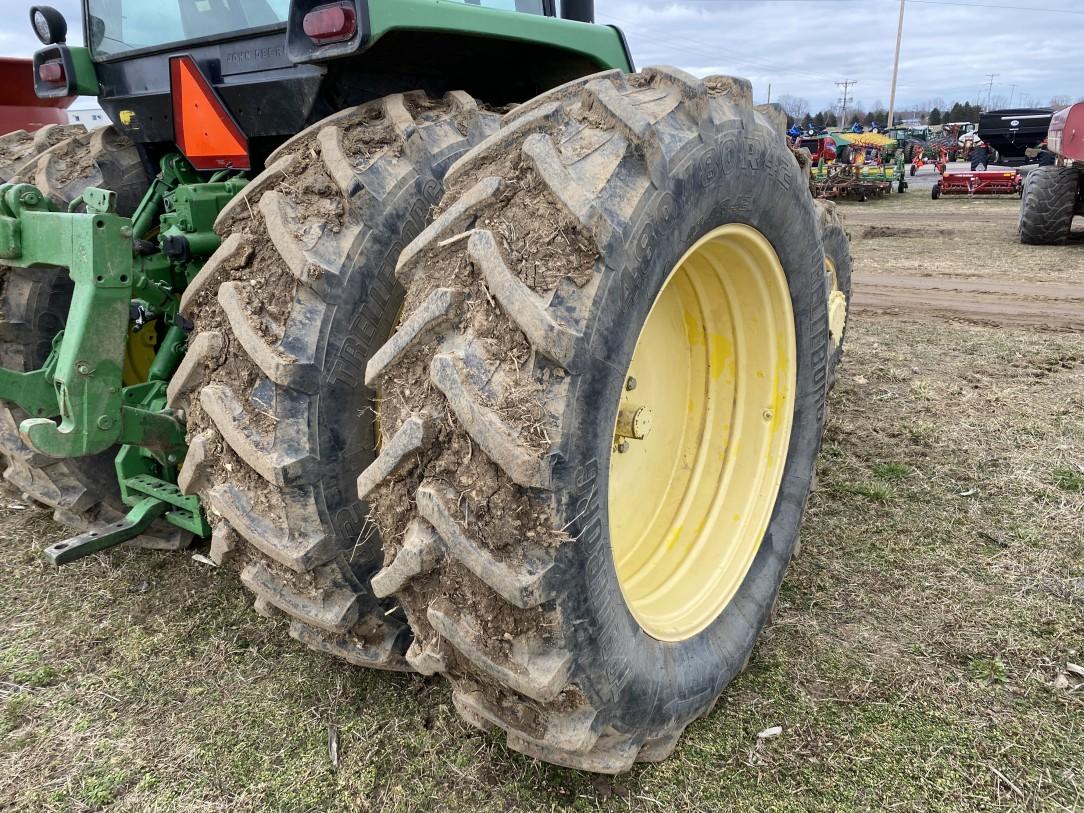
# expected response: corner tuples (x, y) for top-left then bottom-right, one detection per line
(848, 179), (1084, 329)
(1, 192), (1082, 812)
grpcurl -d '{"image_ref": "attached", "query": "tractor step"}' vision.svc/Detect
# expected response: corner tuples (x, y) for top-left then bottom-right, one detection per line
(42, 497), (167, 565)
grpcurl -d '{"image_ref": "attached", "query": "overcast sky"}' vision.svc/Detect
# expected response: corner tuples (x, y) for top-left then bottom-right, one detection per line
(1, 0), (1080, 114)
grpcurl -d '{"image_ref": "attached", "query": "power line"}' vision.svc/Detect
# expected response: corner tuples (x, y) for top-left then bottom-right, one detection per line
(836, 79), (857, 124)
(908, 0), (1081, 13)
(984, 73), (998, 109)
(679, 0), (1083, 13)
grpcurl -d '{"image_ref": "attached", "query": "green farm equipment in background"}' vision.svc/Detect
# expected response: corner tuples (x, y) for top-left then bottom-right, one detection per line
(810, 148), (908, 199)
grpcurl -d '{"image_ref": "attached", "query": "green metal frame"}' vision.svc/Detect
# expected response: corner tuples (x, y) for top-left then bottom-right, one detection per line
(67, 46), (99, 95)
(366, 0), (633, 73)
(0, 156), (246, 563)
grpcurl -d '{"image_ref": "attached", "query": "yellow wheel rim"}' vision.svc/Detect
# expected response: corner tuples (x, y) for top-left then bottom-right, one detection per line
(608, 224), (796, 642)
(122, 320), (158, 386)
(826, 258), (847, 351)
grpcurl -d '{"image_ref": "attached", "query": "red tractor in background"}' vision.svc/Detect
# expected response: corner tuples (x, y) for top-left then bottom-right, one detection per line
(1019, 102), (1084, 245)
(795, 133), (847, 164)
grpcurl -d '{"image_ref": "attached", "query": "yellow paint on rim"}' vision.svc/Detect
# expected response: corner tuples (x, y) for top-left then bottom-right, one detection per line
(825, 257), (847, 351)
(122, 320), (158, 386)
(608, 224), (797, 642)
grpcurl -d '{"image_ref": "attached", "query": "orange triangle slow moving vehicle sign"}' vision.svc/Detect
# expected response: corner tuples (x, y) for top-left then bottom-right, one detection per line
(170, 55), (250, 170)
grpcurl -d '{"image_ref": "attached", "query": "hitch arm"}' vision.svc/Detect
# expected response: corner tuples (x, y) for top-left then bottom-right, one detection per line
(42, 497), (167, 565)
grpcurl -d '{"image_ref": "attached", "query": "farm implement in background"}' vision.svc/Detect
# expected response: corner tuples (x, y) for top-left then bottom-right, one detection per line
(811, 149), (907, 200)
(1019, 103), (1084, 244)
(932, 170), (1022, 199)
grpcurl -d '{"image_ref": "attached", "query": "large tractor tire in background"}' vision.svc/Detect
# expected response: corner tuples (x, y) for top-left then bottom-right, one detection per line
(358, 67), (829, 770)
(0, 127), (166, 536)
(817, 199), (851, 390)
(1019, 165), (1081, 245)
(176, 92), (498, 670)
(0, 123), (88, 181)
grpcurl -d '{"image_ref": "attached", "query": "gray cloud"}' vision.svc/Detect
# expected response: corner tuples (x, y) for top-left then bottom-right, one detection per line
(1, 0), (1079, 116)
(597, 0), (1082, 112)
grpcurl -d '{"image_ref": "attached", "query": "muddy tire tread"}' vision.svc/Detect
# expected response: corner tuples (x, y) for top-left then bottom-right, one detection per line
(361, 68), (819, 770)
(182, 92), (500, 671)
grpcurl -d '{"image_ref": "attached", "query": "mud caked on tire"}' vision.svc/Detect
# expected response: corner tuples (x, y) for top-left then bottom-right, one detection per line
(816, 199), (851, 389)
(360, 67), (829, 771)
(0, 127), (166, 535)
(1018, 165), (1081, 245)
(0, 124), (88, 182)
(175, 92), (499, 670)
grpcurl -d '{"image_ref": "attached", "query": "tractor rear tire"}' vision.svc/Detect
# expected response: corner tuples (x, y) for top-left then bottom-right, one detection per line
(817, 199), (851, 390)
(177, 92), (499, 671)
(360, 68), (829, 771)
(0, 127), (164, 536)
(0, 124), (88, 182)
(1019, 165), (1080, 245)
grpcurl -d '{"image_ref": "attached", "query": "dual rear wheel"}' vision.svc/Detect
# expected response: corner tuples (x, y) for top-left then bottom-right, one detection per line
(2, 71), (844, 772)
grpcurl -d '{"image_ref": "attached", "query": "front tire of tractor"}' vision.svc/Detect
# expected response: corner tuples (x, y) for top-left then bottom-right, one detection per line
(177, 92), (499, 670)
(818, 199), (851, 390)
(0, 127), (160, 534)
(1018, 165), (1080, 245)
(360, 67), (829, 771)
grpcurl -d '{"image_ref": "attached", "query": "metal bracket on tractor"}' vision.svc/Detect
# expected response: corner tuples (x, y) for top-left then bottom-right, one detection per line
(0, 156), (246, 564)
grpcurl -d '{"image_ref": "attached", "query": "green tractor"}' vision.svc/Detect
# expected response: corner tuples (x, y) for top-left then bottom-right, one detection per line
(1, 0), (850, 772)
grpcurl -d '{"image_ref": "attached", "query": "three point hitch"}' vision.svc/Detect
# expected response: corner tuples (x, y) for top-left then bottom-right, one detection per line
(0, 157), (245, 563)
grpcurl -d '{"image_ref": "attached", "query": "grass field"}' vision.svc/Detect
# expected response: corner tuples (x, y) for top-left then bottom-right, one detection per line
(2, 193), (1082, 812)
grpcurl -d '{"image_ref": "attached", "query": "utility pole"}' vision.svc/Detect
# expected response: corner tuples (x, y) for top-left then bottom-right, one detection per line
(836, 79), (857, 126)
(1007, 84), (1016, 107)
(985, 73), (998, 110)
(887, 0), (906, 128)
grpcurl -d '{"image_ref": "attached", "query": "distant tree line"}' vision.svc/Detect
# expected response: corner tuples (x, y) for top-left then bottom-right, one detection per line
(929, 102), (981, 125)
(776, 93), (1083, 131)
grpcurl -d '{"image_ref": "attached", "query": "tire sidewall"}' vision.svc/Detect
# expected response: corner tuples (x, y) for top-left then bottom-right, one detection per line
(555, 118), (827, 737)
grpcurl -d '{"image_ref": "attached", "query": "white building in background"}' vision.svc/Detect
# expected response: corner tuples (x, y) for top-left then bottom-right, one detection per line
(67, 109), (109, 128)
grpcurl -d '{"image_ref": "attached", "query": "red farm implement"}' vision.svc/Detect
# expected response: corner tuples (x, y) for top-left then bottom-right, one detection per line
(932, 170), (1022, 199)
